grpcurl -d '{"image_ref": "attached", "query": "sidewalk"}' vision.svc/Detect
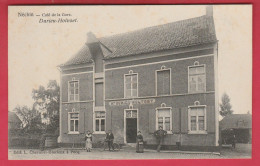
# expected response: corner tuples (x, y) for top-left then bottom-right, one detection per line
(61, 145), (220, 155)
(8, 143), (251, 160)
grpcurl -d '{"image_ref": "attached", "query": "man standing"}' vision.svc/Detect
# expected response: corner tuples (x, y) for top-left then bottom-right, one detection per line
(154, 126), (167, 152)
(232, 133), (236, 149)
(106, 130), (114, 151)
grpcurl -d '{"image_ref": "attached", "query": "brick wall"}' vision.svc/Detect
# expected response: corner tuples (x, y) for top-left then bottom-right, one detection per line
(61, 72), (93, 102)
(60, 71), (94, 143)
(59, 102), (93, 143)
(105, 55), (215, 99)
(105, 93), (215, 146)
(59, 45), (217, 147)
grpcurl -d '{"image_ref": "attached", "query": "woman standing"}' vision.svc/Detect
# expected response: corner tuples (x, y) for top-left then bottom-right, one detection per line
(85, 131), (92, 152)
(136, 131), (144, 153)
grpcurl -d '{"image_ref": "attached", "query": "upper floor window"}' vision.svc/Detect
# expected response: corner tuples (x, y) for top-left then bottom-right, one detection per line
(156, 68), (171, 96)
(188, 106), (207, 134)
(124, 71), (138, 98)
(69, 112), (79, 133)
(69, 80), (79, 101)
(188, 64), (206, 93)
(94, 111), (105, 132)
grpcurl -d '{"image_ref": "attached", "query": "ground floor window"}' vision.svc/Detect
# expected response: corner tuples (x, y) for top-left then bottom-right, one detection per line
(95, 111), (105, 132)
(188, 106), (207, 133)
(156, 107), (172, 132)
(69, 112), (79, 133)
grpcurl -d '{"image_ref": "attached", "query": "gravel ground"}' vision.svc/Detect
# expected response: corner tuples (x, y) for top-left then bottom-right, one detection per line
(8, 143), (251, 160)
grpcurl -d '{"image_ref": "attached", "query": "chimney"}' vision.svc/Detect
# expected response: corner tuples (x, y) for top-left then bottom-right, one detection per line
(206, 5), (213, 17)
(86, 31), (103, 63)
(86, 32), (99, 44)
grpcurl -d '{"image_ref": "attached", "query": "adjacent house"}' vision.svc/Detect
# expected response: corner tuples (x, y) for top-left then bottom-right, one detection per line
(58, 6), (219, 151)
(8, 111), (22, 130)
(220, 114), (252, 144)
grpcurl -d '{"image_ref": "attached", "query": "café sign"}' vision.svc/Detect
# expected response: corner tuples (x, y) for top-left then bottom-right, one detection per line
(109, 99), (155, 106)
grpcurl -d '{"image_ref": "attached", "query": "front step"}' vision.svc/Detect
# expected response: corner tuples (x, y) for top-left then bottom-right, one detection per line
(123, 143), (136, 148)
(127, 143), (136, 147)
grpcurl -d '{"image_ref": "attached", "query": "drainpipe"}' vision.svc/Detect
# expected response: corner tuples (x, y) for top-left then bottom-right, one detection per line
(111, 110), (112, 131)
(179, 108), (182, 150)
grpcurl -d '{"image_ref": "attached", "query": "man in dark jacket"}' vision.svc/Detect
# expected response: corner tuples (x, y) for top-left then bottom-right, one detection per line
(154, 126), (167, 152)
(106, 130), (114, 151)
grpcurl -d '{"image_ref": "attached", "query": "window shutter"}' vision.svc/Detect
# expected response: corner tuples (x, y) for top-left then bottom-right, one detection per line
(164, 70), (170, 95)
(157, 71), (163, 95)
(149, 109), (156, 133)
(62, 111), (68, 134)
(207, 106), (215, 133)
(86, 109), (93, 132)
(79, 111), (85, 134)
(106, 110), (111, 132)
(157, 70), (170, 95)
(181, 107), (188, 133)
(172, 108), (180, 133)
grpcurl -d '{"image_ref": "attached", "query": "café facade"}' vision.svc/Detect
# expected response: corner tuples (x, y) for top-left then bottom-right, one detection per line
(58, 6), (219, 151)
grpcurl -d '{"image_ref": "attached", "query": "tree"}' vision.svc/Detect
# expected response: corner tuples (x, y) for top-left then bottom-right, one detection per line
(220, 93), (233, 117)
(32, 80), (60, 134)
(14, 105), (44, 133)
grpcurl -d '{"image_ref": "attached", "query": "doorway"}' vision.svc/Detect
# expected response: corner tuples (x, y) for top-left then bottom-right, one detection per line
(124, 110), (138, 143)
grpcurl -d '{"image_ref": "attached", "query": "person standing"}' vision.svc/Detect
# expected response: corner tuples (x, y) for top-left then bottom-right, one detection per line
(85, 131), (92, 152)
(136, 131), (144, 153)
(232, 133), (236, 149)
(106, 130), (114, 151)
(39, 134), (45, 151)
(154, 126), (167, 152)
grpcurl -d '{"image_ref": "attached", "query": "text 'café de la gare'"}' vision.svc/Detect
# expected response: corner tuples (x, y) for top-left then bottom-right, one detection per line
(58, 6), (219, 151)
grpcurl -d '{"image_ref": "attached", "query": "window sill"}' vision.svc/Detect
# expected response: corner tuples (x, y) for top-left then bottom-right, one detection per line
(93, 131), (106, 134)
(156, 94), (171, 97)
(68, 132), (80, 135)
(124, 96), (138, 99)
(155, 130), (173, 135)
(188, 91), (206, 94)
(188, 131), (207, 135)
(67, 100), (80, 103)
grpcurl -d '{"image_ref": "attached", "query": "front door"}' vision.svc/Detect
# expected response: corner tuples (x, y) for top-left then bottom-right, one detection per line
(125, 110), (137, 143)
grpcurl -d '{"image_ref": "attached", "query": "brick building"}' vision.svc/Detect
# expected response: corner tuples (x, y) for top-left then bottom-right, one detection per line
(220, 114), (252, 144)
(58, 6), (219, 150)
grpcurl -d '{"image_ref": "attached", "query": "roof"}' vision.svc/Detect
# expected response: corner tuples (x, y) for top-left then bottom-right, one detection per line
(220, 114), (252, 130)
(60, 15), (217, 67)
(8, 111), (22, 124)
(61, 45), (93, 66)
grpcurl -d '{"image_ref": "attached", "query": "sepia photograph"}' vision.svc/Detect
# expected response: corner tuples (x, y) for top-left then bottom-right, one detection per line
(8, 5), (252, 160)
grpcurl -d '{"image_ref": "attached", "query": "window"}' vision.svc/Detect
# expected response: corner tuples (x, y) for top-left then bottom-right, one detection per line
(188, 65), (206, 93)
(124, 73), (138, 98)
(156, 108), (172, 132)
(156, 69), (171, 95)
(188, 107), (206, 133)
(69, 112), (79, 133)
(69, 81), (79, 101)
(95, 111), (105, 132)
(95, 82), (104, 106)
(126, 110), (137, 118)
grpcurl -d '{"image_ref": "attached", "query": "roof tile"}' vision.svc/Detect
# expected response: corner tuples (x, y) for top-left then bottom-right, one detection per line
(61, 15), (217, 67)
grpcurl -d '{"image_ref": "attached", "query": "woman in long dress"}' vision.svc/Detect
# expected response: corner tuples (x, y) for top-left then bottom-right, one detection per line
(136, 131), (144, 153)
(85, 131), (92, 152)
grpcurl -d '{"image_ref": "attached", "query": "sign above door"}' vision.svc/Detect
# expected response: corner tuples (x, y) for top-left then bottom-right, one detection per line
(109, 99), (155, 106)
